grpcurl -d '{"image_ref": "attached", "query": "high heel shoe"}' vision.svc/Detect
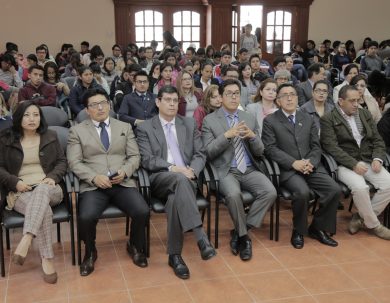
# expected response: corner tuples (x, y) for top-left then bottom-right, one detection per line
(12, 253), (26, 266)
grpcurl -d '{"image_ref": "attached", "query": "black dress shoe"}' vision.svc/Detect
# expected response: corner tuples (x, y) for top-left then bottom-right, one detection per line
(239, 237), (252, 261)
(80, 250), (98, 276)
(168, 254), (190, 279)
(230, 229), (239, 256)
(197, 239), (217, 260)
(308, 225), (338, 247)
(291, 230), (304, 249)
(127, 242), (148, 268)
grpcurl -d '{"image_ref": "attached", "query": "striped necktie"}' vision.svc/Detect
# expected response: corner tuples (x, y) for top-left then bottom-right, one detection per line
(228, 114), (247, 173)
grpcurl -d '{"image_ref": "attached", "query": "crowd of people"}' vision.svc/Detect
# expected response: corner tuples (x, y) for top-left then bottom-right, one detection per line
(1, 29), (390, 284)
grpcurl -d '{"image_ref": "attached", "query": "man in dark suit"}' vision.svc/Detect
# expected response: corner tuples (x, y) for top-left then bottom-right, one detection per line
(296, 63), (333, 106)
(321, 85), (390, 240)
(262, 83), (340, 249)
(118, 70), (158, 129)
(202, 79), (276, 261)
(67, 88), (149, 276)
(136, 85), (216, 280)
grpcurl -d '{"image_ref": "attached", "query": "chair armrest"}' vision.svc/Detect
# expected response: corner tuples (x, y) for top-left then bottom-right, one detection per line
(269, 159), (280, 187)
(321, 152), (338, 179)
(384, 153), (390, 171)
(72, 172), (80, 193)
(205, 162), (219, 182)
(64, 173), (73, 194)
(261, 157), (274, 178)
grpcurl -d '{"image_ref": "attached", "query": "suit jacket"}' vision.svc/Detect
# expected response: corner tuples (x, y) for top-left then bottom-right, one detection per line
(296, 80), (333, 107)
(320, 107), (386, 170)
(202, 107), (264, 178)
(262, 109), (325, 183)
(118, 91), (158, 128)
(67, 118), (140, 193)
(136, 115), (206, 178)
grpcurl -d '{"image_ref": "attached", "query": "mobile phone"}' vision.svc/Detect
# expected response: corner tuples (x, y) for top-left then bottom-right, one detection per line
(109, 172), (119, 180)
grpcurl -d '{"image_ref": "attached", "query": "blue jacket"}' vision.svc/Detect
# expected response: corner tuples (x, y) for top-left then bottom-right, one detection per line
(69, 79), (103, 115)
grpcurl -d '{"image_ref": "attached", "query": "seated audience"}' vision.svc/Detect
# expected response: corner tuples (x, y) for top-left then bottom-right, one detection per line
(89, 62), (110, 95)
(232, 48), (249, 66)
(111, 44), (125, 73)
(101, 57), (117, 88)
(55, 43), (72, 74)
(118, 70), (157, 128)
(137, 85), (216, 279)
(202, 79), (276, 260)
(273, 57), (298, 85)
(194, 61), (219, 91)
(246, 78), (278, 134)
(377, 108), (390, 153)
(140, 46), (157, 74)
(62, 52), (82, 79)
(114, 64), (142, 111)
(314, 43), (331, 69)
(220, 66), (251, 109)
(36, 45), (52, 67)
(18, 65), (56, 107)
(176, 70), (202, 117)
(213, 50), (234, 79)
(43, 61), (70, 98)
(0, 93), (12, 130)
(361, 41), (386, 74)
(333, 63), (359, 101)
(67, 88), (149, 276)
(0, 101), (67, 283)
(148, 62), (160, 93)
(274, 69), (292, 86)
(332, 43), (351, 71)
(152, 62), (176, 95)
(262, 83), (340, 249)
(238, 62), (259, 100)
(0, 53), (23, 89)
(193, 84), (221, 130)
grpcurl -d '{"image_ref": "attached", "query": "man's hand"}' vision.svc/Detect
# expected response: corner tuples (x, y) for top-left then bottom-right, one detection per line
(292, 160), (311, 174)
(110, 170), (126, 185)
(171, 166), (195, 179)
(93, 175), (112, 189)
(224, 122), (242, 139)
(16, 180), (32, 193)
(353, 161), (369, 175)
(41, 178), (55, 186)
(238, 122), (256, 139)
(224, 121), (255, 139)
(371, 160), (382, 174)
(135, 119), (144, 126)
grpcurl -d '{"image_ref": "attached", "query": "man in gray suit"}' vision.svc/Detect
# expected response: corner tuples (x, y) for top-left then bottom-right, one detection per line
(262, 83), (340, 249)
(202, 79), (276, 261)
(68, 88), (149, 276)
(296, 63), (333, 106)
(136, 85), (216, 280)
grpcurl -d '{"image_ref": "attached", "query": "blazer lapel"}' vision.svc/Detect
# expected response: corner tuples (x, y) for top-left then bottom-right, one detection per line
(295, 111), (305, 136)
(151, 116), (168, 160)
(216, 108), (229, 131)
(85, 120), (105, 151)
(107, 118), (119, 151)
(175, 117), (187, 159)
(276, 109), (294, 134)
(334, 109), (354, 137)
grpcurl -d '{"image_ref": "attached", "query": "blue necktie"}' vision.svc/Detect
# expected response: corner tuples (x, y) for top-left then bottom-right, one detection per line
(228, 115), (247, 173)
(99, 122), (110, 151)
(288, 115), (295, 125)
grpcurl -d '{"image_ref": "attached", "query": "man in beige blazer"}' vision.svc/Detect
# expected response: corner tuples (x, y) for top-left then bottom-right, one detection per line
(67, 88), (149, 276)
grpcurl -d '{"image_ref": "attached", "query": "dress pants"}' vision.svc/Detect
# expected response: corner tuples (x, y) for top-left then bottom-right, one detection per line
(150, 172), (203, 255)
(338, 164), (390, 229)
(14, 184), (63, 258)
(218, 167), (277, 237)
(281, 171), (340, 235)
(78, 185), (149, 252)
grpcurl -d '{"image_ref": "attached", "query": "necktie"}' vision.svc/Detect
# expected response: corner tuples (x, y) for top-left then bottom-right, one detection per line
(288, 115), (295, 125)
(165, 123), (186, 167)
(140, 94), (145, 102)
(99, 122), (110, 151)
(228, 115), (247, 173)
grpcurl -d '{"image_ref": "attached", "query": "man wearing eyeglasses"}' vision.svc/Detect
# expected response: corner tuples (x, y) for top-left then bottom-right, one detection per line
(202, 79), (276, 261)
(262, 83), (340, 249)
(118, 70), (158, 129)
(136, 85), (216, 280)
(68, 88), (150, 276)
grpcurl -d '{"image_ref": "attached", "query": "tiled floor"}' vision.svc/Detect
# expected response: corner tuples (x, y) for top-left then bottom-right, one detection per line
(1, 199), (390, 303)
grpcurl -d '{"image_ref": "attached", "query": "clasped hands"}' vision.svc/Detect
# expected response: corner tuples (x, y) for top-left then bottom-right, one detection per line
(292, 159), (314, 175)
(16, 177), (56, 193)
(224, 121), (256, 140)
(171, 165), (196, 180)
(93, 170), (126, 189)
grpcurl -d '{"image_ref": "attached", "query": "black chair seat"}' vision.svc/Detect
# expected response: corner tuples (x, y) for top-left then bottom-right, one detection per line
(151, 192), (209, 213)
(100, 205), (126, 219)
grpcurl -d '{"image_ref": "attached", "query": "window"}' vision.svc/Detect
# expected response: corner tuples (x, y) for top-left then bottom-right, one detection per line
(265, 10), (292, 55)
(231, 10), (238, 56)
(173, 11), (200, 50)
(135, 10), (163, 48)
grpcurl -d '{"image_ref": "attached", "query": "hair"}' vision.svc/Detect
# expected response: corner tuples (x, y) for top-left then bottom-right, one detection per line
(186, 47), (196, 55)
(77, 65), (92, 76)
(89, 62), (102, 74)
(238, 62), (254, 86)
(82, 87), (109, 108)
(221, 50), (232, 58)
(361, 37), (372, 49)
(367, 41), (379, 49)
(196, 48), (206, 57)
(332, 40), (341, 49)
(176, 70), (195, 97)
(163, 31), (179, 48)
(219, 78), (241, 95)
(149, 61), (161, 78)
(28, 64), (44, 74)
(128, 63), (142, 73)
(343, 63), (359, 77)
(0, 53), (17, 68)
(202, 84), (220, 114)
(43, 61), (60, 82)
(306, 40), (316, 49)
(145, 46), (153, 52)
(35, 45), (47, 54)
(313, 79), (329, 91)
(323, 39), (331, 45)
(249, 53), (260, 64)
(220, 44), (230, 52)
(274, 69), (291, 80)
(60, 43), (71, 52)
(350, 74), (367, 86)
(307, 63), (325, 79)
(253, 78), (277, 103)
(69, 51), (82, 69)
(150, 40), (158, 47)
(134, 70), (149, 81)
(158, 62), (173, 81)
(81, 41), (90, 47)
(183, 61), (193, 70)
(214, 51), (222, 59)
(339, 84), (359, 99)
(103, 57), (115, 75)
(9, 100), (48, 141)
(90, 45), (105, 61)
(205, 45), (215, 58)
(345, 40), (355, 51)
(273, 56), (286, 68)
(6, 42), (18, 53)
(112, 44), (122, 51)
(276, 82), (296, 96)
(164, 52), (180, 71)
(157, 85), (178, 99)
(221, 65), (238, 77)
(26, 54), (38, 64)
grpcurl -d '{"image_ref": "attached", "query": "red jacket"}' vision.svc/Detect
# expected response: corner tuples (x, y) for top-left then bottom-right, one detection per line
(18, 82), (56, 106)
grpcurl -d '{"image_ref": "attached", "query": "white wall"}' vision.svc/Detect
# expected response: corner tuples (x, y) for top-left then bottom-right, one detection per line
(309, 0), (390, 48)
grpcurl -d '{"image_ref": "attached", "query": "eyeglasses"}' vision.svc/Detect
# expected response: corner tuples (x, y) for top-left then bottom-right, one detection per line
(135, 80), (149, 84)
(277, 92), (298, 100)
(88, 100), (110, 109)
(160, 97), (179, 104)
(314, 89), (328, 94)
(224, 91), (241, 98)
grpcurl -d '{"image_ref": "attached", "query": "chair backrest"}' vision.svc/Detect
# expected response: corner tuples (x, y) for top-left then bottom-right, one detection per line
(63, 77), (77, 89)
(41, 106), (69, 127)
(75, 108), (117, 124)
(48, 126), (69, 154)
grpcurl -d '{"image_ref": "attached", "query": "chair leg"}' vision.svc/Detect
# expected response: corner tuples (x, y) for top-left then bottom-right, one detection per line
(201, 209), (206, 223)
(207, 204), (211, 241)
(70, 215), (76, 266)
(5, 229), (10, 250)
(214, 200), (220, 249)
(0, 225), (5, 277)
(348, 198), (354, 212)
(146, 217), (150, 258)
(275, 196), (280, 242)
(311, 199), (318, 215)
(269, 204), (274, 240)
(126, 217), (130, 236)
(57, 223), (61, 243)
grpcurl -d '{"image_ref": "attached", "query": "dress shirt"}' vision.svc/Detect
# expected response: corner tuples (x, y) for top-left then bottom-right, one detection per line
(338, 108), (363, 147)
(92, 117), (112, 144)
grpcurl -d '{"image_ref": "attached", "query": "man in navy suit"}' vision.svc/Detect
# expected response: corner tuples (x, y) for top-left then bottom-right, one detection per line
(118, 70), (158, 129)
